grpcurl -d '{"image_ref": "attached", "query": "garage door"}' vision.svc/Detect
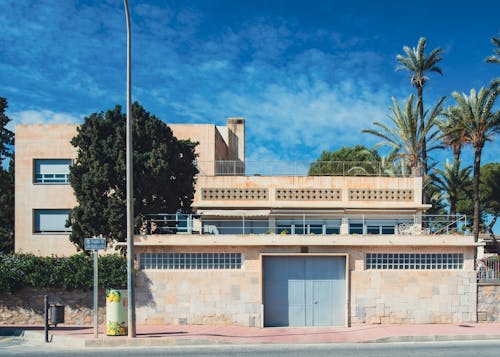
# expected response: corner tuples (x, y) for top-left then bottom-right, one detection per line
(263, 256), (346, 327)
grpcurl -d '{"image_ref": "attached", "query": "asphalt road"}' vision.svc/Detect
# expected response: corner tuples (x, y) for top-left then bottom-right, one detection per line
(1, 340), (500, 357)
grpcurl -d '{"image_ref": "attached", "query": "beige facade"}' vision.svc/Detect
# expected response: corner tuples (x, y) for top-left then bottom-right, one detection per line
(15, 125), (78, 256)
(134, 244), (477, 326)
(15, 118), (245, 256)
(15, 118), (481, 327)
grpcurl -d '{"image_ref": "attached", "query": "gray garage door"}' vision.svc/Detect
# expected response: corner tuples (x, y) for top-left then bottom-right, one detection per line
(263, 256), (346, 327)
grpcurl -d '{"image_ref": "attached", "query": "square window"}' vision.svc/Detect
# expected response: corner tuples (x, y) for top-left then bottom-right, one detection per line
(34, 159), (71, 184)
(34, 209), (71, 234)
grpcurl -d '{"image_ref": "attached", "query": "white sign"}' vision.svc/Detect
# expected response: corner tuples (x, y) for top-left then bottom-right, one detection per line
(84, 238), (106, 251)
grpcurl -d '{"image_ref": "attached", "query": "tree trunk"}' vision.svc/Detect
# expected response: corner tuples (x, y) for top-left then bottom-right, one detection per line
(453, 145), (461, 166)
(472, 146), (483, 242)
(487, 215), (497, 233)
(418, 86), (427, 205)
(449, 195), (457, 230)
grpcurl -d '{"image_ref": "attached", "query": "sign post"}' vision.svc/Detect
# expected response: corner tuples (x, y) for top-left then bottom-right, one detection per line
(84, 236), (106, 339)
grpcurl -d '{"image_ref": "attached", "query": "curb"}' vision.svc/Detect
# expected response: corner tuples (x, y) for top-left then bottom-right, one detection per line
(13, 330), (86, 348)
(85, 337), (230, 348)
(4, 329), (500, 348)
(370, 334), (500, 343)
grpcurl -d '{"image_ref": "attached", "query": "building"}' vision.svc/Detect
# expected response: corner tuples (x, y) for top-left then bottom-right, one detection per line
(15, 118), (481, 327)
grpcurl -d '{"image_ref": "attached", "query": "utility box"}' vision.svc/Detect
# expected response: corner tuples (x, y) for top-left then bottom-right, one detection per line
(106, 289), (128, 336)
(49, 304), (65, 325)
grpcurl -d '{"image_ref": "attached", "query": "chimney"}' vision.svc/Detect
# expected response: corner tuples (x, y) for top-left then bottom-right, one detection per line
(227, 117), (245, 162)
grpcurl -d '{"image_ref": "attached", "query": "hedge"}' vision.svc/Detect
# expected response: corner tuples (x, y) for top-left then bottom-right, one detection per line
(0, 253), (127, 293)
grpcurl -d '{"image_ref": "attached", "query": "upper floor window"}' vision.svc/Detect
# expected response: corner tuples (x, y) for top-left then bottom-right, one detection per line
(276, 218), (341, 235)
(349, 219), (411, 235)
(34, 209), (71, 234)
(34, 159), (71, 184)
(349, 222), (364, 234)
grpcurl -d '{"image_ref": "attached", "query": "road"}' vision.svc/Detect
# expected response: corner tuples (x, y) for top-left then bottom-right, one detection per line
(1, 339), (500, 357)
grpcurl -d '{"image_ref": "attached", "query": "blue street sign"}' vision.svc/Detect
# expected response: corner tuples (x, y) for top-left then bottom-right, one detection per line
(84, 238), (106, 251)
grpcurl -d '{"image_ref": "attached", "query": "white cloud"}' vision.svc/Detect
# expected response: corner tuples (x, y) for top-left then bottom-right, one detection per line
(1, 2), (405, 163)
(8, 110), (83, 131)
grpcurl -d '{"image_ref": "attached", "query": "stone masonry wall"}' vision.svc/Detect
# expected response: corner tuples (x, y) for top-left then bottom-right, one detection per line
(136, 270), (261, 327)
(350, 270), (477, 324)
(135, 247), (261, 327)
(477, 284), (500, 322)
(0, 287), (106, 325)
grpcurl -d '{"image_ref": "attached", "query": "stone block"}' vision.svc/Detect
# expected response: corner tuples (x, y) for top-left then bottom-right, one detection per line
(381, 316), (394, 324)
(477, 312), (488, 321)
(366, 316), (381, 324)
(231, 285), (241, 301)
(419, 286), (433, 299)
(174, 317), (188, 325)
(244, 303), (260, 314)
(356, 305), (366, 319)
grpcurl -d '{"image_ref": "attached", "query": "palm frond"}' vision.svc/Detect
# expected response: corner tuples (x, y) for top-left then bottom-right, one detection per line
(486, 37), (500, 64)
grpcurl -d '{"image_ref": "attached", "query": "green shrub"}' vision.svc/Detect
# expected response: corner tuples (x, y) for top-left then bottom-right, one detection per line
(0, 253), (126, 292)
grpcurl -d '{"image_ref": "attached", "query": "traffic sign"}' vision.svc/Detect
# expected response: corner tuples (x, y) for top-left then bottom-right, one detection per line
(84, 236), (106, 339)
(84, 237), (106, 251)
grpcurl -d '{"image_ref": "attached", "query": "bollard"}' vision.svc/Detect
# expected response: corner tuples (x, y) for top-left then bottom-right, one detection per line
(44, 295), (49, 343)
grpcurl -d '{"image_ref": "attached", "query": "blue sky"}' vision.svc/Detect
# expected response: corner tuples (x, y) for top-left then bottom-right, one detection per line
(1, 0), (499, 165)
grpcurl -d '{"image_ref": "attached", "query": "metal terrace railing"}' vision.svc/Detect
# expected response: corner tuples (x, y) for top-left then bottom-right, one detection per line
(476, 257), (500, 282)
(143, 213), (468, 236)
(195, 160), (413, 177)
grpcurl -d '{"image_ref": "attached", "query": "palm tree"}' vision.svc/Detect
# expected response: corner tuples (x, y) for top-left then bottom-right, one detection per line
(486, 36), (500, 88)
(451, 87), (500, 241)
(396, 37), (443, 190)
(439, 106), (467, 165)
(362, 94), (444, 177)
(430, 160), (471, 229)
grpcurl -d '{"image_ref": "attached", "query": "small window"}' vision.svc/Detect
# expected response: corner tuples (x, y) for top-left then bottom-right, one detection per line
(139, 252), (242, 270)
(325, 227), (340, 234)
(381, 226), (395, 234)
(367, 225), (380, 234)
(366, 253), (463, 270)
(349, 222), (363, 234)
(276, 224), (292, 234)
(309, 224), (323, 234)
(34, 209), (71, 234)
(34, 159), (71, 184)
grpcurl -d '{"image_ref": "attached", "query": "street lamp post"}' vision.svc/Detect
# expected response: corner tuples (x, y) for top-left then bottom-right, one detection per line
(123, 0), (136, 338)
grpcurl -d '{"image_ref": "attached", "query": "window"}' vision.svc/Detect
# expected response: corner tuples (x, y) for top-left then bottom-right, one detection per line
(349, 222), (364, 234)
(365, 253), (463, 270)
(275, 218), (341, 235)
(34, 209), (71, 234)
(366, 224), (396, 235)
(34, 159), (71, 184)
(139, 253), (242, 270)
(350, 219), (411, 235)
(309, 224), (323, 234)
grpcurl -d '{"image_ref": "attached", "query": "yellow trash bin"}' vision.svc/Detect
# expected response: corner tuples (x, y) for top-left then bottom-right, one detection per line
(106, 289), (128, 336)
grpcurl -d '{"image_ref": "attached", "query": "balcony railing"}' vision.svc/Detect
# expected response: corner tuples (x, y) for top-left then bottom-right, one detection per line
(195, 160), (413, 177)
(476, 257), (500, 282)
(143, 213), (467, 236)
(35, 173), (70, 183)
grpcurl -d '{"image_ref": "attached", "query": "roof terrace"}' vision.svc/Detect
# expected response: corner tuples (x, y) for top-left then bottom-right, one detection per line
(196, 160), (414, 177)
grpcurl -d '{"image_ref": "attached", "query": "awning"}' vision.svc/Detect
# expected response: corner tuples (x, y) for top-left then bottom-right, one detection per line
(196, 209), (271, 217)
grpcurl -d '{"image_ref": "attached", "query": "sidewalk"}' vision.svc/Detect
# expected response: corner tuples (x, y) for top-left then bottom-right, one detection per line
(2, 323), (500, 347)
